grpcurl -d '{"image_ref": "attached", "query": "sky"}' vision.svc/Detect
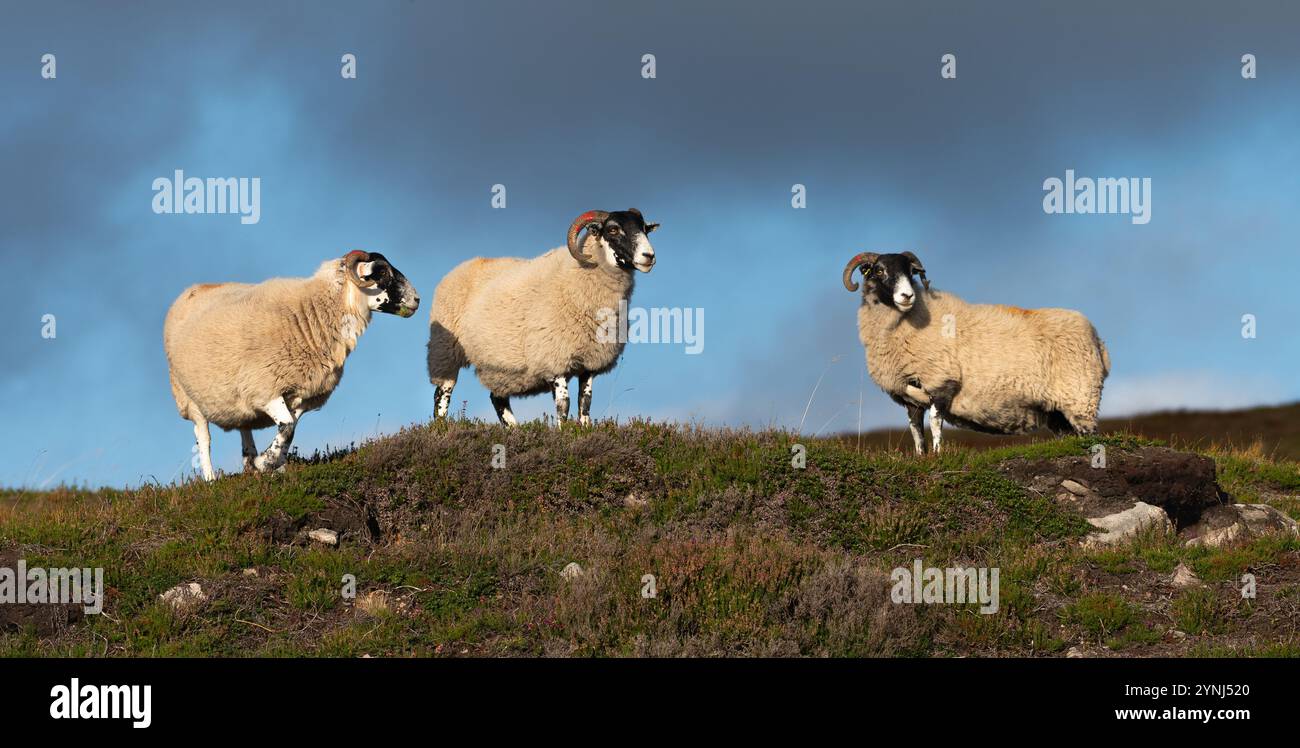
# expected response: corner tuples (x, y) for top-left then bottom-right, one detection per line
(2, 0), (1298, 488)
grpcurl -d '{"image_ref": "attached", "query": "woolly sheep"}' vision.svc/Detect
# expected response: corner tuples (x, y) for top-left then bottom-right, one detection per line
(427, 209), (658, 425)
(164, 251), (419, 480)
(842, 251), (1110, 455)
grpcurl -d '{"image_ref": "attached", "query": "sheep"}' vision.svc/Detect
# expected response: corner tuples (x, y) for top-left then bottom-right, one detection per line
(427, 209), (658, 426)
(164, 251), (420, 481)
(841, 251), (1110, 455)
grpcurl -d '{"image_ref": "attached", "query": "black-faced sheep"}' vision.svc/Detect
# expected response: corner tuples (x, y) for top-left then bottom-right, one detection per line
(426, 209), (658, 425)
(842, 251), (1110, 454)
(164, 251), (419, 480)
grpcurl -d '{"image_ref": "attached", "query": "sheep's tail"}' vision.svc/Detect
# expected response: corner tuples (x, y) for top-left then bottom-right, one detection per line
(1093, 327), (1111, 379)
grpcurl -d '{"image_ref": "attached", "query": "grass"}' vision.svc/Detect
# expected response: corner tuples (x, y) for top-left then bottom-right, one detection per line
(1, 420), (1297, 657)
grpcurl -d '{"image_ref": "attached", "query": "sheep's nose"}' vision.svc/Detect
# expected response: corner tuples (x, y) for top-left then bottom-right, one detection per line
(898, 291), (913, 301)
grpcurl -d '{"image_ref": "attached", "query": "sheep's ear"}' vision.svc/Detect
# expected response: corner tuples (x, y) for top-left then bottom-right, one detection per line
(901, 251), (929, 290)
(645, 222), (660, 234)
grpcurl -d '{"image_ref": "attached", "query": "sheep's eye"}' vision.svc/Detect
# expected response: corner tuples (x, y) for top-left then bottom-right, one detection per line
(607, 225), (621, 235)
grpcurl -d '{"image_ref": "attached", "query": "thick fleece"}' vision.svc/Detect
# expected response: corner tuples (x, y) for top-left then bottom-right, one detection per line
(857, 289), (1111, 434)
(164, 258), (373, 431)
(427, 237), (633, 398)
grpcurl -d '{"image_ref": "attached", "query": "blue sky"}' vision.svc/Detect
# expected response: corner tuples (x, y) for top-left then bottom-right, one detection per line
(2, 0), (1298, 487)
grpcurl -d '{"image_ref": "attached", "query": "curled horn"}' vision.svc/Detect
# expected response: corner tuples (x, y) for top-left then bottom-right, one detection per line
(901, 251), (928, 290)
(344, 250), (377, 288)
(842, 252), (880, 292)
(566, 210), (609, 267)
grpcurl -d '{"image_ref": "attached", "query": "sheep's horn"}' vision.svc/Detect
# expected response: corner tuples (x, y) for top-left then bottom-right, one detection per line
(344, 250), (377, 288)
(901, 251), (929, 290)
(842, 252), (879, 292)
(566, 211), (608, 267)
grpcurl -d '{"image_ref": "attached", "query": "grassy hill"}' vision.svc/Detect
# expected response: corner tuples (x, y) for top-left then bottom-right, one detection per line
(837, 402), (1300, 461)
(2, 414), (1299, 657)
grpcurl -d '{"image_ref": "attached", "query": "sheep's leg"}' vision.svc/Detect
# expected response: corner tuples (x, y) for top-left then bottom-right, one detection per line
(433, 377), (456, 420)
(1066, 411), (1098, 435)
(552, 377), (570, 426)
(490, 394), (517, 427)
(254, 396), (298, 472)
(577, 374), (594, 426)
(193, 416), (216, 482)
(906, 405), (927, 456)
(240, 428), (257, 472)
(929, 405), (943, 454)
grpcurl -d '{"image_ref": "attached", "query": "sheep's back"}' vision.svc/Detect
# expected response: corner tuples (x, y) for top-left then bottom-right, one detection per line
(164, 280), (317, 429)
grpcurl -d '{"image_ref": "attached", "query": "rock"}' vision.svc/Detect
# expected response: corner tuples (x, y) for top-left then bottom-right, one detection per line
(1186, 522), (1243, 549)
(1060, 479), (1090, 496)
(356, 590), (390, 616)
(1066, 646), (1086, 658)
(1237, 504), (1300, 535)
(1056, 492), (1075, 503)
(623, 493), (649, 509)
(308, 528), (339, 546)
(1184, 503), (1299, 548)
(1002, 447), (1227, 522)
(560, 562), (584, 580)
(1171, 563), (1202, 588)
(1083, 502), (1173, 548)
(159, 582), (206, 613)
(241, 568), (259, 577)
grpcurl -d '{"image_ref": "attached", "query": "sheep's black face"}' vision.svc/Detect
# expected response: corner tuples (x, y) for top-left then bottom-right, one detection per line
(864, 254), (921, 313)
(598, 209), (658, 273)
(358, 253), (420, 317)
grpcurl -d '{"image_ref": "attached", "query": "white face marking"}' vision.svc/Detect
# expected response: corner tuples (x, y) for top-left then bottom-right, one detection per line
(601, 237), (619, 267)
(893, 275), (916, 311)
(633, 233), (656, 272)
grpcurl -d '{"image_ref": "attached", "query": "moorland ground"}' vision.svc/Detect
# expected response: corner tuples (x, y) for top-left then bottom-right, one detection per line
(2, 408), (1299, 657)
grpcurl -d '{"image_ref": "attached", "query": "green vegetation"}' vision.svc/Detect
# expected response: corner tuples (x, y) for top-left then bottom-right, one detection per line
(1, 421), (1297, 657)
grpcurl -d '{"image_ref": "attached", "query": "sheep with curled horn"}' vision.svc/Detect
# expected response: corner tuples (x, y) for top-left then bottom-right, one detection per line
(426, 208), (659, 426)
(164, 250), (419, 481)
(842, 250), (1110, 455)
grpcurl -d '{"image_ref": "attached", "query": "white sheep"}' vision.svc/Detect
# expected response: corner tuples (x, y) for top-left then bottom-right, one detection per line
(427, 209), (658, 425)
(164, 251), (420, 480)
(842, 251), (1110, 455)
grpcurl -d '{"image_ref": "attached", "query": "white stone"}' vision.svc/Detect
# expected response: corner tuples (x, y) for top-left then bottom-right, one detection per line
(160, 582), (206, 613)
(1171, 563), (1201, 588)
(1060, 479), (1089, 496)
(1186, 522), (1243, 549)
(308, 528), (339, 546)
(560, 562), (584, 580)
(1083, 502), (1172, 548)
